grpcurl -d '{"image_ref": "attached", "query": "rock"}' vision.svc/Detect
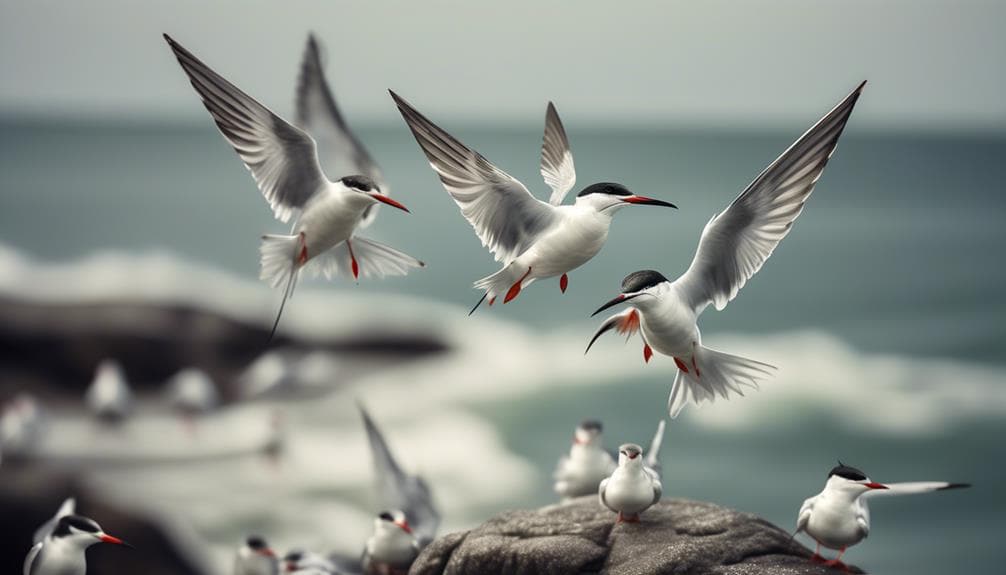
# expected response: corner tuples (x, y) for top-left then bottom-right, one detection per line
(410, 496), (863, 575)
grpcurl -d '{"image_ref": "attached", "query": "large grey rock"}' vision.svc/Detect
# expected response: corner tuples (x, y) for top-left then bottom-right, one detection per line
(410, 497), (862, 575)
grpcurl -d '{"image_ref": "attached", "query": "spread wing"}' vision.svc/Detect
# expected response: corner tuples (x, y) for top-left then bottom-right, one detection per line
(359, 404), (440, 548)
(165, 34), (328, 224)
(391, 90), (557, 263)
(295, 34), (386, 227)
(679, 81), (865, 314)
(540, 102), (576, 205)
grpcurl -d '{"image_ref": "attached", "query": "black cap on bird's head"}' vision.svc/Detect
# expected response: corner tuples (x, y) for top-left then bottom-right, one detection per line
(828, 461), (888, 490)
(590, 270), (669, 317)
(579, 419), (603, 432)
(377, 510), (413, 534)
(245, 535), (275, 556)
(378, 511), (395, 522)
(340, 175), (410, 213)
(53, 514), (131, 547)
(576, 182), (676, 210)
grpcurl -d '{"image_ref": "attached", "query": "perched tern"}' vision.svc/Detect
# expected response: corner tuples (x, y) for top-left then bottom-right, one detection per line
(362, 510), (421, 575)
(391, 92), (676, 313)
(23, 514), (130, 575)
(164, 34), (422, 339)
(85, 360), (133, 424)
(795, 462), (970, 568)
(553, 420), (616, 500)
(598, 443), (663, 523)
(32, 497), (76, 545)
(556, 419), (665, 500)
(166, 367), (219, 417)
(282, 549), (335, 573)
(586, 82), (866, 418)
(235, 536), (279, 575)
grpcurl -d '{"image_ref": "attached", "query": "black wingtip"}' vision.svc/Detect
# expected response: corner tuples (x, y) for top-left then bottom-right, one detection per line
(468, 292), (488, 316)
(941, 483), (972, 490)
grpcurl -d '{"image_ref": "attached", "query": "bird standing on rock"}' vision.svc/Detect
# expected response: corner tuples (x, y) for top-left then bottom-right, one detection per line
(599, 443), (663, 523)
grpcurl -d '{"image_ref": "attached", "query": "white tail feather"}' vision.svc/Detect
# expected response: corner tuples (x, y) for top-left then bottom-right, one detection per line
(473, 262), (534, 303)
(667, 345), (776, 418)
(259, 234), (300, 289)
(304, 236), (424, 280)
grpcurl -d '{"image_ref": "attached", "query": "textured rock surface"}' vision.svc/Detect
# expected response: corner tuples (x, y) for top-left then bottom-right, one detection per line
(411, 497), (862, 575)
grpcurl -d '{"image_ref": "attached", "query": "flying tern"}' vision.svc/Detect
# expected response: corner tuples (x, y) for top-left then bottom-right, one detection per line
(391, 91), (675, 313)
(586, 81), (866, 418)
(794, 462), (970, 569)
(164, 34), (422, 339)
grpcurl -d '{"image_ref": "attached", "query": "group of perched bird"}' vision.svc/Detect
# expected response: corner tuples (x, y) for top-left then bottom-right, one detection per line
(13, 30), (972, 575)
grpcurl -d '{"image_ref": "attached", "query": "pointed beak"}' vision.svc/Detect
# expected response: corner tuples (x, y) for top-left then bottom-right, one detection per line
(622, 195), (676, 209)
(394, 520), (413, 534)
(864, 482), (888, 490)
(585, 313), (622, 354)
(99, 534), (133, 548)
(591, 293), (640, 317)
(368, 191), (410, 213)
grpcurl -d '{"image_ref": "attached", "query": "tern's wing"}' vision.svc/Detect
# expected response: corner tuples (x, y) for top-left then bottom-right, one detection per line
(795, 496), (815, 534)
(540, 102), (576, 205)
(358, 404), (440, 547)
(164, 34), (328, 224)
(598, 477), (610, 510)
(862, 481), (971, 499)
(678, 82), (865, 314)
(295, 34), (386, 228)
(855, 498), (871, 539)
(391, 91), (557, 263)
(644, 420), (666, 478)
(32, 497), (75, 544)
(650, 473), (663, 506)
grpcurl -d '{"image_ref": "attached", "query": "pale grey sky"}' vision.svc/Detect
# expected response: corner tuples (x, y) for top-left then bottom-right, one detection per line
(1, 0), (1004, 130)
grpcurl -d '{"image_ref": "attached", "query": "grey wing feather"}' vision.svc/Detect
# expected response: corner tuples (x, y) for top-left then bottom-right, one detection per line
(680, 81), (865, 314)
(295, 34), (386, 228)
(598, 477), (610, 510)
(391, 90), (557, 263)
(359, 403), (440, 547)
(644, 420), (666, 478)
(164, 34), (328, 224)
(650, 474), (663, 506)
(855, 498), (870, 538)
(540, 102), (576, 205)
(796, 496), (815, 534)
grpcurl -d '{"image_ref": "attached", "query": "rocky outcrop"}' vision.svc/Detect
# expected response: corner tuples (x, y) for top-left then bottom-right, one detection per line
(410, 497), (862, 575)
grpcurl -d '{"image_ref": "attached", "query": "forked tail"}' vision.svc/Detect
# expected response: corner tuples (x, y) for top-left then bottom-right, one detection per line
(259, 234), (301, 342)
(667, 345), (776, 418)
(470, 262), (534, 314)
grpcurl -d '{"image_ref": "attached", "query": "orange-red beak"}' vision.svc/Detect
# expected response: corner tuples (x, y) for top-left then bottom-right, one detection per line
(621, 195), (676, 208)
(368, 192), (410, 213)
(395, 520), (413, 534)
(865, 482), (888, 490)
(99, 534), (133, 548)
(257, 548), (276, 557)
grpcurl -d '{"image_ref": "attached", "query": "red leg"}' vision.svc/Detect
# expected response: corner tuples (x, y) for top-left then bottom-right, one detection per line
(810, 542), (825, 563)
(504, 267), (532, 303)
(824, 547), (848, 570)
(488, 296), (496, 306)
(643, 344), (653, 363)
(346, 239), (359, 280)
(674, 357), (689, 373)
(623, 513), (640, 523)
(559, 273), (568, 293)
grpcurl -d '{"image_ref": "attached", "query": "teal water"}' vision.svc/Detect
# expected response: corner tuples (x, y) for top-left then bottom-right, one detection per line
(1, 119), (1004, 573)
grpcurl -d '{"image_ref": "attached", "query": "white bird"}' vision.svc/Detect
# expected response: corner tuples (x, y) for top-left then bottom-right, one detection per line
(166, 367), (219, 417)
(235, 536), (279, 575)
(586, 81), (866, 418)
(0, 393), (45, 459)
(164, 35), (423, 339)
(23, 514), (130, 575)
(85, 360), (133, 424)
(553, 420), (616, 500)
(391, 91), (676, 313)
(794, 462), (970, 568)
(362, 510), (421, 575)
(32, 497), (76, 545)
(598, 443), (662, 523)
(282, 549), (335, 574)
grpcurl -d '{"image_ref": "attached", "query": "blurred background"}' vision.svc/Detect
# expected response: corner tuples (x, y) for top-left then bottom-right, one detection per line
(1, 1), (1004, 573)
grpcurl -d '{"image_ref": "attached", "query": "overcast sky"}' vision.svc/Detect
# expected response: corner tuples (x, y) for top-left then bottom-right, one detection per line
(1, 0), (1003, 131)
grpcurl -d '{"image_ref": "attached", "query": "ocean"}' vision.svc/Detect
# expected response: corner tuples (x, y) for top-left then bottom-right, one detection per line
(1, 118), (1004, 574)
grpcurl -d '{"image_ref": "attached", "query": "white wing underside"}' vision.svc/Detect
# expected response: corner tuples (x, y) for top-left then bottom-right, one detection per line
(165, 35), (329, 224)
(679, 82), (866, 315)
(540, 102), (577, 205)
(392, 91), (558, 264)
(295, 34), (387, 228)
(303, 237), (424, 280)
